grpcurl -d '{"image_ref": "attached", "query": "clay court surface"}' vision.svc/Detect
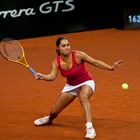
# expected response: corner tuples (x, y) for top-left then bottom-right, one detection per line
(0, 28), (140, 140)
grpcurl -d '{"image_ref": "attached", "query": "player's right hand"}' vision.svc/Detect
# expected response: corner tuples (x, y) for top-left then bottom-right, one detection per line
(35, 73), (43, 80)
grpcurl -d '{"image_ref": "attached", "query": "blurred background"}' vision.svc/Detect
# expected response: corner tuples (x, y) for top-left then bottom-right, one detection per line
(0, 0), (140, 39)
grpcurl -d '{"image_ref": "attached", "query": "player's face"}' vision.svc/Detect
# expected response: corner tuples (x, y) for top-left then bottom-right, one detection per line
(59, 39), (71, 56)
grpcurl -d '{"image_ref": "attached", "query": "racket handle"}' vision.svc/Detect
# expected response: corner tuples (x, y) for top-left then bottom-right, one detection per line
(28, 67), (36, 75)
(28, 67), (40, 80)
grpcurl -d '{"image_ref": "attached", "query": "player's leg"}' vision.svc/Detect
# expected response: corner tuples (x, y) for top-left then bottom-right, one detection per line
(34, 92), (76, 125)
(78, 85), (96, 139)
(79, 85), (93, 122)
(48, 92), (76, 123)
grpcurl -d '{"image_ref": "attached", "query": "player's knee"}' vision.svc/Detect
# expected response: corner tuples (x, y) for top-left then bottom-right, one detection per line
(79, 94), (88, 102)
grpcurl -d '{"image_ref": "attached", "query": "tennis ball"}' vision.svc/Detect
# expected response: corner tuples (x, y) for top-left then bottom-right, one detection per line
(121, 83), (129, 90)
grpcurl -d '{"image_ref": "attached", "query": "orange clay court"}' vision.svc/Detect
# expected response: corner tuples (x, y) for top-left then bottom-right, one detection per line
(0, 28), (140, 140)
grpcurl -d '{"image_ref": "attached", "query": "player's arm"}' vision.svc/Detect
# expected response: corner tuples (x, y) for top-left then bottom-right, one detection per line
(35, 60), (58, 81)
(77, 51), (122, 71)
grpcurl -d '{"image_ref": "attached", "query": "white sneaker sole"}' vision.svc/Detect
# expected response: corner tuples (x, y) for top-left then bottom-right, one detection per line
(85, 133), (96, 139)
(85, 128), (96, 139)
(34, 116), (49, 126)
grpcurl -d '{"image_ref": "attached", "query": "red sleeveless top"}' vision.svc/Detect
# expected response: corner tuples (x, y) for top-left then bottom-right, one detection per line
(56, 50), (92, 85)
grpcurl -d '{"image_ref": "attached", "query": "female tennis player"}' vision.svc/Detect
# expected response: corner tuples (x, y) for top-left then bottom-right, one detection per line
(34, 37), (123, 139)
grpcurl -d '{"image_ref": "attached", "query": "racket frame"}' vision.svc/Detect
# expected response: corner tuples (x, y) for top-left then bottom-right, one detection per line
(0, 39), (37, 76)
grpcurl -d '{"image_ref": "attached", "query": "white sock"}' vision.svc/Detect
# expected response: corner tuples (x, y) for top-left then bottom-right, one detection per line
(86, 122), (93, 129)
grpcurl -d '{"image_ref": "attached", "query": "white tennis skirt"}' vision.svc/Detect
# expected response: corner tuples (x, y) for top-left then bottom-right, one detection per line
(61, 80), (95, 96)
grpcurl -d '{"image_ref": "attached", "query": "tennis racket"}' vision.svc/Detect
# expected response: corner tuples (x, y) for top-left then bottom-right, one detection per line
(0, 38), (40, 79)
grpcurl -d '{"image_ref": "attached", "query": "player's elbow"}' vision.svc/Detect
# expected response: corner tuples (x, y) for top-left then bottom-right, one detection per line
(47, 74), (57, 81)
(50, 76), (56, 81)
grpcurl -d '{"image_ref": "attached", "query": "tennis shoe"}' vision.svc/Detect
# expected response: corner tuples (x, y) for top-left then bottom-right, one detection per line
(34, 116), (51, 126)
(85, 127), (96, 139)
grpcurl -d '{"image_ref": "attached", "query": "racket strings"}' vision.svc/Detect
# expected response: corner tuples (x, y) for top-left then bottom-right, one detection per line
(3, 44), (9, 56)
(0, 40), (23, 61)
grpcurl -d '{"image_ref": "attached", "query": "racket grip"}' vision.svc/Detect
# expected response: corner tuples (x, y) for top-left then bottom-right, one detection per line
(28, 67), (36, 75)
(28, 67), (40, 80)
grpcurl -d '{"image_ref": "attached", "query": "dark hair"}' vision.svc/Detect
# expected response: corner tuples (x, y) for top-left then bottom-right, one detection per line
(56, 37), (68, 56)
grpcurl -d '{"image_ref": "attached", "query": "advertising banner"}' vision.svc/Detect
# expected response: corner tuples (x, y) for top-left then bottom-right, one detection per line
(0, 0), (122, 39)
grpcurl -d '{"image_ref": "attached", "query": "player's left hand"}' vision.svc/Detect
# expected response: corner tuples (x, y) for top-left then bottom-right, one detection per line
(111, 60), (123, 70)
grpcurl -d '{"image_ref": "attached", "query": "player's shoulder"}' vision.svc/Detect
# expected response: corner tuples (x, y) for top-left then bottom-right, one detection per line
(73, 50), (84, 54)
(74, 50), (87, 57)
(73, 50), (88, 61)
